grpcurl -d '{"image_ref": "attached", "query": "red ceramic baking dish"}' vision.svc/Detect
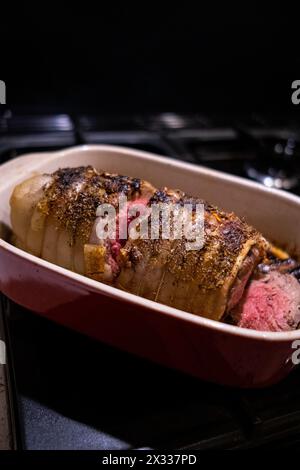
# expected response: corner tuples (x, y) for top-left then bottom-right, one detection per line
(0, 145), (300, 388)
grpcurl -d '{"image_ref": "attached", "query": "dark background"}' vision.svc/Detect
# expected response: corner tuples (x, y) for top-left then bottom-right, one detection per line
(2, 5), (300, 451)
(2, 4), (299, 112)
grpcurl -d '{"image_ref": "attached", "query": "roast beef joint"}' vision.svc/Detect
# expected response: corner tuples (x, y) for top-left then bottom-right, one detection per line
(10, 166), (300, 332)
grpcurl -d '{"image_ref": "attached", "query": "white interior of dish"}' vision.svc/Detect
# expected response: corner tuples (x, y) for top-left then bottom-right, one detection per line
(1, 145), (300, 340)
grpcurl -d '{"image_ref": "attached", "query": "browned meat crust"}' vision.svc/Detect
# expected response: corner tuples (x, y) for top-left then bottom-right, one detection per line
(39, 166), (156, 245)
(11, 166), (268, 322)
(117, 190), (267, 321)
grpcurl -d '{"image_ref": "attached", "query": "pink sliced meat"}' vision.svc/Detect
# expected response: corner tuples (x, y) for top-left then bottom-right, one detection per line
(231, 271), (300, 332)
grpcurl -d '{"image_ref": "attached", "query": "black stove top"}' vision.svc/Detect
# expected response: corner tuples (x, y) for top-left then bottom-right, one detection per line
(1, 111), (300, 450)
(1, 111), (300, 192)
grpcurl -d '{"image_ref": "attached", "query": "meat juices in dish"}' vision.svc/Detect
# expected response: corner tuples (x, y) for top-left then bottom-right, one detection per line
(10, 165), (300, 332)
